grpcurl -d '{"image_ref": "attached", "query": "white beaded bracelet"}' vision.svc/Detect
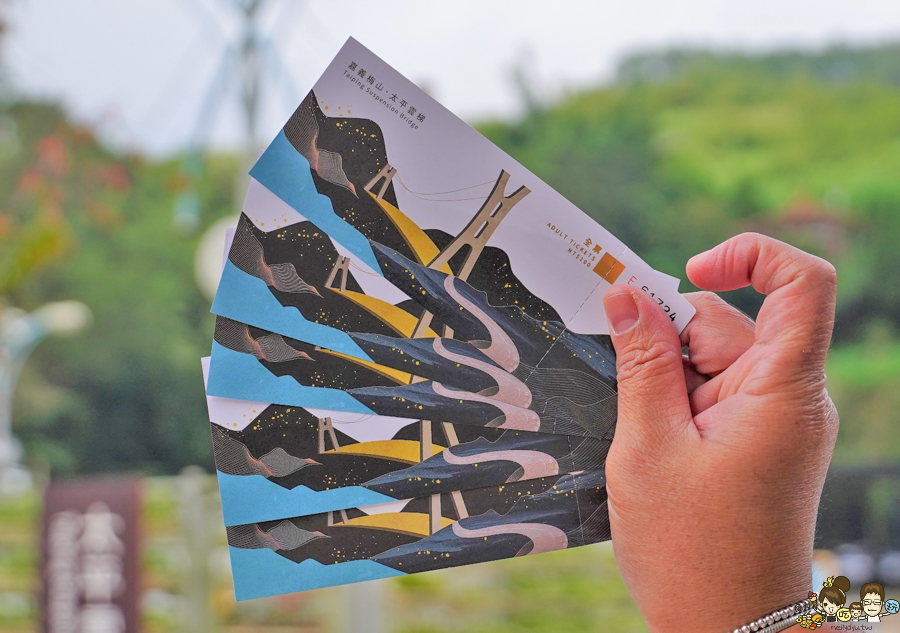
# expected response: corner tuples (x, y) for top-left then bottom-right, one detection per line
(728, 597), (816, 633)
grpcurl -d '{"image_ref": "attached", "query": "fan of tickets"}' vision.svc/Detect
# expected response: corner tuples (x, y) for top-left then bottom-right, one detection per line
(203, 38), (693, 601)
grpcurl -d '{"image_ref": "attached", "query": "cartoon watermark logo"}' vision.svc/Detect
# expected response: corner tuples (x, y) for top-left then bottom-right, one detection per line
(858, 582), (898, 623)
(796, 577), (898, 629)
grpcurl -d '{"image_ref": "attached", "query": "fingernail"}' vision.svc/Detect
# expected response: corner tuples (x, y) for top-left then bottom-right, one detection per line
(606, 292), (639, 335)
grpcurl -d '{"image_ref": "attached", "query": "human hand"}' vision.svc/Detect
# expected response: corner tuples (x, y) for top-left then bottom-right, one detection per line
(602, 233), (839, 633)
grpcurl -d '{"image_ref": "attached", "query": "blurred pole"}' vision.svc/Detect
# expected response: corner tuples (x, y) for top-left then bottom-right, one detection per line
(238, 0), (264, 153)
(0, 302), (91, 495)
(233, 0), (270, 211)
(177, 0), (276, 235)
(178, 466), (216, 633)
(345, 580), (385, 633)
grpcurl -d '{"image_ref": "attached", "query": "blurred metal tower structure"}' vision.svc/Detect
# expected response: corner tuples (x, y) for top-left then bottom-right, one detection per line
(174, 0), (300, 233)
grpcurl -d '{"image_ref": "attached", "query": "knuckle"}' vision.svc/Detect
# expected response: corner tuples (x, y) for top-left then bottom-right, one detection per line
(734, 232), (837, 297)
(698, 291), (749, 323)
(733, 231), (768, 252)
(809, 256), (837, 287)
(736, 230), (766, 243)
(617, 338), (681, 384)
(685, 290), (723, 311)
(790, 254), (837, 311)
(605, 445), (627, 478)
(722, 233), (760, 273)
(807, 387), (839, 434)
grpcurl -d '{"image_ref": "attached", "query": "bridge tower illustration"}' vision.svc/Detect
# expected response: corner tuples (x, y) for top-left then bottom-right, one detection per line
(324, 256), (351, 292)
(356, 167), (531, 534)
(317, 417), (341, 454)
(427, 170), (530, 277)
(411, 169), (530, 339)
(316, 417), (351, 526)
(363, 163), (398, 201)
(413, 169), (530, 532)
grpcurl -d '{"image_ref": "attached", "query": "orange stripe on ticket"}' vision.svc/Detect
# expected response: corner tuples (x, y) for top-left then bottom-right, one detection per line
(593, 253), (625, 283)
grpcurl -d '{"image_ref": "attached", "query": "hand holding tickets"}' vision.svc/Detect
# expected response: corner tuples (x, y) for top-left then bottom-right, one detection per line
(603, 233), (838, 633)
(199, 37), (844, 606)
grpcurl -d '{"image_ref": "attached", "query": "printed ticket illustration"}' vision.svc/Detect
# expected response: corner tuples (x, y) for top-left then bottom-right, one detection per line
(204, 358), (611, 526)
(207, 38), (695, 430)
(201, 37), (697, 598)
(226, 468), (609, 599)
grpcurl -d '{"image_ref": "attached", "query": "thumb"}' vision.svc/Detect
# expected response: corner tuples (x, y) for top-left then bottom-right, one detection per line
(604, 287), (694, 451)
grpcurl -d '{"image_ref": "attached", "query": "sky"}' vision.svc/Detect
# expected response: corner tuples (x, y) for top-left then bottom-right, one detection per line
(4, 0), (900, 156)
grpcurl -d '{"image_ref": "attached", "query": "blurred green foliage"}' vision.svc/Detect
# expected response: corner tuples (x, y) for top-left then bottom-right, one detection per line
(2, 44), (900, 475)
(1, 104), (230, 475)
(0, 490), (37, 631)
(482, 45), (900, 329)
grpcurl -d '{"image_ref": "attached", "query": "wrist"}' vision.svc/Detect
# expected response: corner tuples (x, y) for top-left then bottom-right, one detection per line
(633, 525), (814, 633)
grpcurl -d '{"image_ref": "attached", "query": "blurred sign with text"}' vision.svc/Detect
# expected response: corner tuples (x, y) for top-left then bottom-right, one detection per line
(39, 478), (141, 633)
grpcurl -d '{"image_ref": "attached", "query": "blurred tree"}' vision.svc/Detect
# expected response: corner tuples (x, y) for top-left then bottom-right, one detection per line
(1, 101), (232, 474)
(483, 43), (900, 333)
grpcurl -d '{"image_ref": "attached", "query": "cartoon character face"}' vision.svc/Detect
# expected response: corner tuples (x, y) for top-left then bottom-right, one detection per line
(863, 593), (883, 617)
(822, 597), (839, 615)
(850, 607), (862, 618)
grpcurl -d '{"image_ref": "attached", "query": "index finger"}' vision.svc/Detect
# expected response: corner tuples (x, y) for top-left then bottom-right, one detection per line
(685, 233), (836, 374)
(680, 291), (755, 376)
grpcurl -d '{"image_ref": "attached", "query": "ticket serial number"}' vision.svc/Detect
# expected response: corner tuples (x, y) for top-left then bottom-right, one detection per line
(633, 283), (678, 322)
